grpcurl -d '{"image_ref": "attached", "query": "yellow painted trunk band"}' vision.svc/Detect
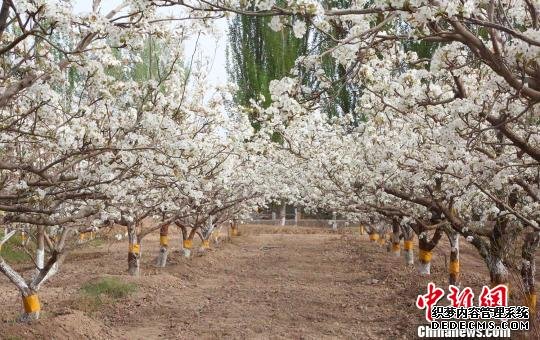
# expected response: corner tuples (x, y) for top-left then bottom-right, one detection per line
(403, 240), (413, 250)
(392, 243), (400, 251)
(183, 240), (193, 249)
(526, 294), (537, 309)
(231, 227), (239, 236)
(129, 244), (140, 254)
(160, 236), (168, 246)
(23, 294), (40, 313)
(369, 233), (379, 241)
(419, 249), (432, 263)
(449, 260), (460, 274)
(202, 240), (210, 248)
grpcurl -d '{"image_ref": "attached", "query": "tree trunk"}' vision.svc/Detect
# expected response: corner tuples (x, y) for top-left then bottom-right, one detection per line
(402, 225), (415, 265)
(156, 224), (169, 267)
(36, 226), (45, 274)
(212, 226), (221, 245)
(403, 239), (414, 265)
(448, 232), (460, 286)
(416, 225), (443, 276)
(184, 228), (197, 258)
(418, 247), (432, 275)
(230, 221), (239, 237)
(21, 290), (40, 322)
(280, 202), (286, 226)
(391, 219), (401, 257)
(521, 232), (539, 313)
(127, 223), (140, 276)
(485, 217), (516, 289)
(183, 239), (193, 258)
(201, 239), (210, 250)
(418, 232), (434, 275)
(378, 233), (387, 247)
(487, 256), (509, 287)
(0, 257), (40, 321)
(78, 232), (86, 244)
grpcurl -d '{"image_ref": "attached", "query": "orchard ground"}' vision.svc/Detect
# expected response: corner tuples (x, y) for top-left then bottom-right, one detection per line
(0, 225), (537, 339)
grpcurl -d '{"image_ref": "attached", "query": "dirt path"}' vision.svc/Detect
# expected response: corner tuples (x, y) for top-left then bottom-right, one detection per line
(0, 225), (532, 339)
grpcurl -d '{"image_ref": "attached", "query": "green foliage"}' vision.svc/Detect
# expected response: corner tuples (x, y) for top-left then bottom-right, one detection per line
(74, 277), (136, 313)
(312, 0), (361, 123)
(86, 238), (105, 248)
(0, 232), (31, 264)
(227, 5), (309, 132)
(130, 38), (164, 83)
(81, 277), (137, 299)
(104, 36), (171, 86)
(4, 336), (23, 340)
(404, 40), (438, 59)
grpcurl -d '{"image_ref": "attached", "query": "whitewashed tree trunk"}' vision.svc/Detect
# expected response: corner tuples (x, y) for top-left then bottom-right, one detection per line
(418, 248), (432, 275)
(157, 243), (168, 267)
(35, 226), (45, 275)
(391, 242), (400, 257)
(390, 219), (401, 257)
(401, 226), (415, 265)
(31, 228), (68, 291)
(404, 247), (414, 265)
(418, 258), (431, 275)
(280, 202), (286, 226)
(0, 228), (67, 322)
(127, 223), (140, 276)
(156, 224), (169, 267)
(403, 239), (414, 265)
(182, 239), (193, 258)
(0, 258), (41, 321)
(448, 232), (460, 286)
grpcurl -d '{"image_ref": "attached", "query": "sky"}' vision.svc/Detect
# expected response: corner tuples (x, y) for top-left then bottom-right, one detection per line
(73, 0), (229, 87)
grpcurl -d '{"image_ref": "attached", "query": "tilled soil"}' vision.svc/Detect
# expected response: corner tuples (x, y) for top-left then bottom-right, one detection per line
(0, 225), (536, 339)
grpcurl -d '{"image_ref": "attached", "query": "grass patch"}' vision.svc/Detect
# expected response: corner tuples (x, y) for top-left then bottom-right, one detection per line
(81, 277), (137, 299)
(75, 277), (137, 313)
(0, 234), (32, 264)
(86, 237), (105, 248)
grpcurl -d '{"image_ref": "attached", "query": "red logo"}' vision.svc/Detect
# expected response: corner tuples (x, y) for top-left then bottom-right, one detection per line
(416, 282), (445, 321)
(417, 283), (509, 321)
(478, 285), (508, 307)
(447, 285), (474, 308)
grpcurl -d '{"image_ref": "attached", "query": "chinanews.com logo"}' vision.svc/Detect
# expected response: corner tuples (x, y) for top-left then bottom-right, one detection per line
(416, 283), (529, 338)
